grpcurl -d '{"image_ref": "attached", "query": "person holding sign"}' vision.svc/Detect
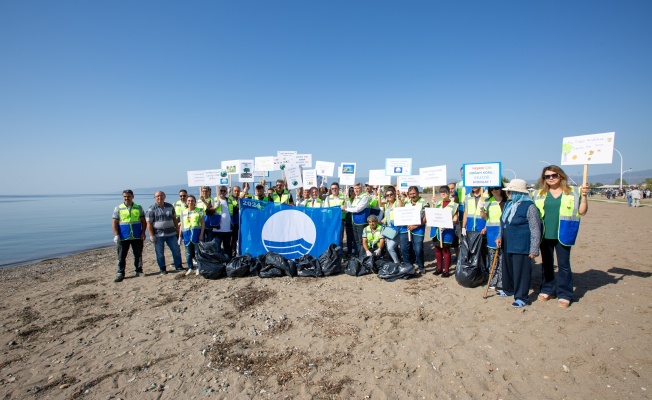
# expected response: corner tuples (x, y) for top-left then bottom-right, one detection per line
(430, 186), (458, 277)
(197, 186), (219, 242)
(380, 186), (402, 263)
(399, 186), (430, 274)
(534, 166), (589, 308)
(362, 215), (385, 257)
(179, 195), (204, 276)
(495, 179), (541, 308)
(269, 179), (295, 205)
(481, 187), (507, 291)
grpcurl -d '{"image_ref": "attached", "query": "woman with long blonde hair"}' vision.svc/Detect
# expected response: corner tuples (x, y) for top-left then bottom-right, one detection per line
(533, 165), (589, 308)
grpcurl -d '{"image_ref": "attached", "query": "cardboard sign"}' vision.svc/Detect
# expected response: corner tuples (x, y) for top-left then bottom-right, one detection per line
(296, 153), (313, 168)
(187, 169), (225, 187)
(285, 164), (303, 190)
(420, 165), (447, 188)
(238, 160), (254, 183)
(254, 156), (275, 172)
(221, 160), (239, 175)
(385, 158), (412, 176)
(368, 169), (392, 186)
(392, 206), (422, 226)
(462, 162), (502, 187)
(340, 162), (356, 186)
(561, 132), (615, 165)
(302, 169), (318, 189)
(315, 161), (335, 177)
(397, 175), (421, 192)
(425, 208), (454, 229)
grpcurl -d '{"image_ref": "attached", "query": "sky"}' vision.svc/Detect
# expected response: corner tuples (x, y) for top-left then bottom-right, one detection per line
(1, 0), (651, 195)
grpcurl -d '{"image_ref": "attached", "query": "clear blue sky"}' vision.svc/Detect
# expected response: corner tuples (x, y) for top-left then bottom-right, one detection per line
(1, 0), (650, 194)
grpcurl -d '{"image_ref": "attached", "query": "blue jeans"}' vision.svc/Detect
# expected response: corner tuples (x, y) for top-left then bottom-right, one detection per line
(400, 232), (424, 270)
(627, 195), (632, 206)
(184, 242), (198, 270)
(502, 253), (532, 303)
(539, 238), (573, 301)
(154, 235), (183, 270)
(385, 237), (400, 263)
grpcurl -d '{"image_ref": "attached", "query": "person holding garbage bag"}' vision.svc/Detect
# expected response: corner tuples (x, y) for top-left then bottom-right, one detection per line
(495, 179), (541, 308)
(534, 165), (589, 308)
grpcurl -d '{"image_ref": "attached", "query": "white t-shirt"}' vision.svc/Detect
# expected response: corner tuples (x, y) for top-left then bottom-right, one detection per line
(215, 198), (231, 232)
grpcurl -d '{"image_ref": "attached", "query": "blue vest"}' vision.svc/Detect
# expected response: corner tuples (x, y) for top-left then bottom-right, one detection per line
(501, 202), (534, 255)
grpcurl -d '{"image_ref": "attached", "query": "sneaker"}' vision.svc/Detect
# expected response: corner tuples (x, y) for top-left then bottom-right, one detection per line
(185, 269), (193, 276)
(195, 269), (200, 276)
(113, 274), (124, 283)
(192, 260), (197, 267)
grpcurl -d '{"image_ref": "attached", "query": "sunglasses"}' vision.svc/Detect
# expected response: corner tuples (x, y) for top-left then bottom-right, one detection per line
(385, 193), (395, 197)
(544, 173), (560, 180)
(220, 189), (227, 192)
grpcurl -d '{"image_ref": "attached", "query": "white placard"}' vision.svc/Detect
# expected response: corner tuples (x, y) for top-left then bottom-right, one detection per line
(385, 158), (412, 176)
(277, 151), (298, 165)
(238, 160), (254, 183)
(463, 162), (502, 187)
(339, 162), (356, 186)
(561, 132), (615, 165)
(187, 169), (225, 187)
(315, 161), (335, 177)
(420, 165), (447, 188)
(253, 170), (270, 177)
(392, 207), (421, 226)
(369, 169), (392, 186)
(284, 164), (303, 190)
(296, 153), (313, 168)
(254, 156), (275, 172)
(221, 160), (239, 175)
(302, 169), (318, 189)
(397, 175), (422, 192)
(425, 208), (454, 229)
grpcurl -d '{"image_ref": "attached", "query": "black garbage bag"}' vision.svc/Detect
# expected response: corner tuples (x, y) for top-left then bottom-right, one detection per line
(196, 240), (229, 279)
(259, 252), (297, 278)
(455, 231), (486, 288)
(318, 244), (342, 276)
(250, 255), (265, 277)
(361, 256), (375, 275)
(296, 254), (322, 277)
(374, 258), (391, 274)
(197, 240), (230, 264)
(344, 258), (362, 276)
(377, 262), (415, 282)
(226, 254), (254, 278)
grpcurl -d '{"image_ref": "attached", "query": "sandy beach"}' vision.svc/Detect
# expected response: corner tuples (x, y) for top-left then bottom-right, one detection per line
(1, 200), (650, 399)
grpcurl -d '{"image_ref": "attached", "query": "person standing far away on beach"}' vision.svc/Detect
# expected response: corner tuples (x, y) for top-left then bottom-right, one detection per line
(324, 182), (346, 251)
(430, 185), (458, 277)
(533, 165), (589, 308)
(112, 189), (146, 283)
(399, 186), (430, 274)
(269, 179), (295, 205)
(447, 182), (461, 260)
(146, 191), (183, 275)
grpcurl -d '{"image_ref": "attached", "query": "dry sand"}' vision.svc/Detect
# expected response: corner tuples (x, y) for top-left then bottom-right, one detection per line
(1, 201), (650, 399)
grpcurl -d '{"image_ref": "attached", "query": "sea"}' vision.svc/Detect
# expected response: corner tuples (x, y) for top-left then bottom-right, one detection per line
(0, 194), (157, 269)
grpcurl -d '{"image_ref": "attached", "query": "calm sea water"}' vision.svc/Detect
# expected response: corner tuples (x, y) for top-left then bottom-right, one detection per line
(0, 194), (156, 269)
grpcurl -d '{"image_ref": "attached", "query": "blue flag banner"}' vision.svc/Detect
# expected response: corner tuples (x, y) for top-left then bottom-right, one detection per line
(239, 199), (342, 259)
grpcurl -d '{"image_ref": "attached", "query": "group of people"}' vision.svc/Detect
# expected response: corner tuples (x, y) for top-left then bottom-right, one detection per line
(112, 165), (590, 309)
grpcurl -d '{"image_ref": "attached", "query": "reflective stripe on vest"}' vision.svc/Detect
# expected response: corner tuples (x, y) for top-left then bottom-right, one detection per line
(430, 200), (458, 243)
(465, 193), (488, 232)
(456, 182), (467, 212)
(364, 226), (383, 249)
(117, 203), (142, 240)
(181, 209), (204, 245)
(534, 187), (581, 246)
(485, 198), (502, 249)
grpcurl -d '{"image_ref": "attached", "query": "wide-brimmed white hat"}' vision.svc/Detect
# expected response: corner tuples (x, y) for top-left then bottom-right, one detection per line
(504, 179), (529, 194)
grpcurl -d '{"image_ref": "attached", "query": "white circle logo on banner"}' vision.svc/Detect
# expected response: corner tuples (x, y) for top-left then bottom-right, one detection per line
(261, 210), (316, 258)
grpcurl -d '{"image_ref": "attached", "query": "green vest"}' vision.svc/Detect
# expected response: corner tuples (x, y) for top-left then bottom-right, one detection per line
(403, 197), (429, 236)
(117, 203), (143, 240)
(180, 208), (204, 244)
(534, 188), (581, 246)
(304, 197), (323, 208)
(325, 193), (345, 220)
(364, 226), (383, 249)
(431, 200), (458, 243)
(485, 198), (502, 249)
(272, 190), (291, 204)
(174, 200), (187, 220)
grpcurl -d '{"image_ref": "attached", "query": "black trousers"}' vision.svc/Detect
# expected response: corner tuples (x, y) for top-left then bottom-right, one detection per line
(116, 239), (143, 275)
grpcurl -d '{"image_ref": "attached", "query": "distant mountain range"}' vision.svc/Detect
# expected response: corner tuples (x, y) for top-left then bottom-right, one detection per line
(133, 169), (651, 195)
